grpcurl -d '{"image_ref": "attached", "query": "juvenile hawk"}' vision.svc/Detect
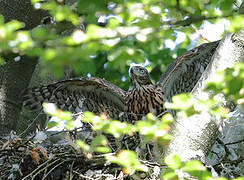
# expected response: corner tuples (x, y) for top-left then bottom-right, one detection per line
(23, 41), (219, 121)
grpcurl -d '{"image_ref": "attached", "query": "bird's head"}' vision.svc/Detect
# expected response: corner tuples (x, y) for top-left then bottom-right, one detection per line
(129, 65), (153, 89)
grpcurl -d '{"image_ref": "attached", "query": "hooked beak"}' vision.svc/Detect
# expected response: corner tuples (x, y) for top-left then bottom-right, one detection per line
(129, 64), (136, 78)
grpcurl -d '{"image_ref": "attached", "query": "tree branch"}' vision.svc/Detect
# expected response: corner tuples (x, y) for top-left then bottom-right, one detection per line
(162, 14), (236, 27)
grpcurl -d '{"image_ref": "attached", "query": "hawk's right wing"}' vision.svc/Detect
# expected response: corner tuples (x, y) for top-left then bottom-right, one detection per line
(22, 77), (126, 120)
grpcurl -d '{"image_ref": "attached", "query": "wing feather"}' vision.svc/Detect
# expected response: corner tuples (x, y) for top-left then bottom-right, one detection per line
(157, 41), (220, 102)
(22, 77), (126, 119)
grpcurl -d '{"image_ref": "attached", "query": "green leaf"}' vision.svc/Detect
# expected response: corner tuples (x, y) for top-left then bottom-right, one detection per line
(161, 113), (174, 124)
(164, 154), (182, 169)
(226, 77), (242, 95)
(47, 121), (58, 129)
(76, 140), (91, 152)
(31, 0), (42, 3)
(219, 0), (233, 12)
(208, 152), (213, 159)
(73, 60), (97, 76)
(161, 170), (177, 180)
(165, 94), (196, 116)
(32, 27), (49, 40)
(93, 146), (111, 153)
(107, 18), (120, 28)
(0, 56), (5, 65)
(233, 177), (244, 180)
(215, 178), (228, 180)
(0, 15), (4, 24)
(91, 135), (108, 147)
(43, 48), (57, 61)
(183, 160), (206, 171)
(6, 20), (24, 31)
(182, 160), (212, 179)
(228, 16), (244, 33)
(176, 48), (188, 57)
(82, 112), (95, 123)
(104, 120), (134, 138)
(106, 150), (148, 174)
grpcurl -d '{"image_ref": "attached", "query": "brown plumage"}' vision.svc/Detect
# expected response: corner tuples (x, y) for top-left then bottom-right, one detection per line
(126, 66), (165, 121)
(23, 77), (127, 120)
(22, 41), (219, 121)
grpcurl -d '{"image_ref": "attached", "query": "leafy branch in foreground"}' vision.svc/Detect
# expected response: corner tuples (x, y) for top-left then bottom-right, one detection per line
(163, 154), (212, 180)
(106, 150), (148, 175)
(43, 104), (173, 174)
(163, 154), (243, 180)
(2, 0), (243, 83)
(205, 62), (244, 105)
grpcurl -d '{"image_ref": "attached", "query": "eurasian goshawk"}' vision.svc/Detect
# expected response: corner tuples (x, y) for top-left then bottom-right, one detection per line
(23, 41), (219, 122)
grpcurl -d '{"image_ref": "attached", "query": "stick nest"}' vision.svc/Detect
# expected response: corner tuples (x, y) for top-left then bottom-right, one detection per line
(0, 131), (163, 180)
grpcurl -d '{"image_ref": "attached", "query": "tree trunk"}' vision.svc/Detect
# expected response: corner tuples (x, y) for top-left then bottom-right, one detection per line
(0, 0), (47, 30)
(207, 31), (244, 177)
(0, 0), (47, 135)
(163, 31), (244, 165)
(0, 55), (37, 134)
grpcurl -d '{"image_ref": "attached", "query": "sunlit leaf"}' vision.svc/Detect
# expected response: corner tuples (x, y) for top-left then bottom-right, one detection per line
(228, 15), (244, 33)
(91, 135), (108, 147)
(47, 121), (58, 129)
(161, 113), (174, 124)
(161, 169), (177, 180)
(183, 160), (206, 171)
(106, 150), (148, 174)
(76, 140), (91, 152)
(0, 15), (4, 24)
(0, 56), (5, 65)
(164, 154), (182, 169)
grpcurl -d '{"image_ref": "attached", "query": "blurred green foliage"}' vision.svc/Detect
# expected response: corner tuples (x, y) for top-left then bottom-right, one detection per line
(163, 153), (243, 180)
(206, 63), (244, 103)
(1, 0), (243, 89)
(163, 154), (214, 180)
(106, 150), (148, 174)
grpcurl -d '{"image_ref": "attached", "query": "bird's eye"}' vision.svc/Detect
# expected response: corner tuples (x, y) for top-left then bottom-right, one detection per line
(140, 69), (145, 73)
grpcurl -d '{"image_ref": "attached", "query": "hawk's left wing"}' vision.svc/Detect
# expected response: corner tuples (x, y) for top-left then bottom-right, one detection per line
(156, 41), (219, 102)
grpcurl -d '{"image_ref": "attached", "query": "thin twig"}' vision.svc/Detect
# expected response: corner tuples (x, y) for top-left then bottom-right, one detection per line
(225, 139), (244, 146)
(69, 161), (75, 180)
(19, 112), (44, 137)
(162, 14), (235, 27)
(42, 159), (68, 180)
(72, 170), (95, 180)
(22, 158), (60, 180)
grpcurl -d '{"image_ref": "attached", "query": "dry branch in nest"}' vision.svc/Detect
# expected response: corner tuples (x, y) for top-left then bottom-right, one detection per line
(0, 130), (164, 180)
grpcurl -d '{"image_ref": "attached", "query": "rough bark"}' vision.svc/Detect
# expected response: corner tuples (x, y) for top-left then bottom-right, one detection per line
(207, 31), (244, 177)
(163, 1), (244, 176)
(0, 55), (38, 134)
(164, 31), (244, 166)
(0, 0), (47, 135)
(208, 105), (244, 178)
(0, 0), (47, 30)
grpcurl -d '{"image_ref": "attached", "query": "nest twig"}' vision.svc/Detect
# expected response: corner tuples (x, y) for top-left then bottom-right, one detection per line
(0, 132), (164, 180)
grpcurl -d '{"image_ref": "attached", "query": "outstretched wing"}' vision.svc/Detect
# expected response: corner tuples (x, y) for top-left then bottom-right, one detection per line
(157, 41), (219, 102)
(22, 77), (126, 119)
